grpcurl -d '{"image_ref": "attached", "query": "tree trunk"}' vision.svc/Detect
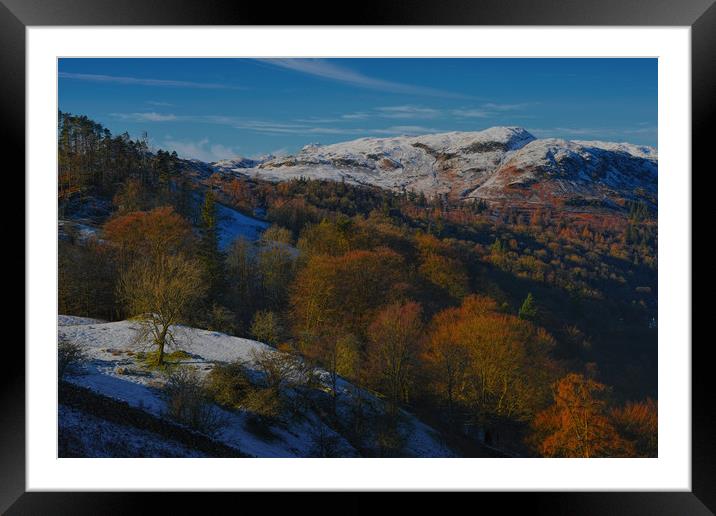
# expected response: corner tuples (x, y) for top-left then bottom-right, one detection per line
(156, 325), (169, 365)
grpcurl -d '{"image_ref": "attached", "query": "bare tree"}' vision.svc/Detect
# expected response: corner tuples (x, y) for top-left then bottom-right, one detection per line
(118, 253), (206, 365)
(315, 333), (360, 415)
(250, 348), (316, 392)
(367, 301), (423, 417)
(162, 366), (225, 435)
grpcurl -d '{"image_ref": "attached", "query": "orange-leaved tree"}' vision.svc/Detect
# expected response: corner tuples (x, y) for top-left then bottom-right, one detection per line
(531, 373), (635, 457)
(611, 398), (658, 457)
(420, 306), (467, 422)
(290, 247), (406, 345)
(421, 294), (557, 424)
(414, 232), (469, 300)
(103, 206), (192, 265)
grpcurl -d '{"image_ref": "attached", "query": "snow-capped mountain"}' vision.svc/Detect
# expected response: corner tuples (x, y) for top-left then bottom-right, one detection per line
(468, 138), (658, 206)
(209, 127), (657, 208)
(211, 156), (266, 172)
(251, 127), (537, 198)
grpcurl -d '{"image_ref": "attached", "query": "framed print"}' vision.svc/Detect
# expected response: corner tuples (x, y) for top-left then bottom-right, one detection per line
(6, 0), (708, 513)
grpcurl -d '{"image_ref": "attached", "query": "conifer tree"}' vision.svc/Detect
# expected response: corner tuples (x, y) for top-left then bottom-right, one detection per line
(519, 292), (538, 321)
(490, 238), (504, 254)
(199, 190), (224, 300)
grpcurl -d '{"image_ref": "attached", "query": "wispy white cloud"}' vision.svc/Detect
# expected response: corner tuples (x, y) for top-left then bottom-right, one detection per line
(451, 102), (536, 118)
(111, 98), (538, 137)
(528, 126), (655, 139)
(256, 59), (468, 98)
(482, 102), (534, 111)
(341, 112), (372, 120)
(450, 108), (491, 118)
(293, 117), (345, 124)
(552, 127), (618, 136)
(229, 120), (365, 136)
(528, 127), (605, 137)
(111, 111), (442, 139)
(338, 102), (535, 122)
(112, 112), (361, 135)
(161, 137), (240, 162)
(373, 125), (442, 135)
(375, 105), (442, 119)
(111, 112), (178, 122)
(340, 105), (441, 120)
(59, 72), (242, 90)
(146, 100), (174, 107)
(623, 125), (657, 135)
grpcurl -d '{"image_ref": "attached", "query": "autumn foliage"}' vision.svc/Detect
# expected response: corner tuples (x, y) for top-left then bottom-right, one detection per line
(290, 247), (406, 342)
(422, 295), (558, 423)
(367, 301), (424, 414)
(611, 398), (658, 457)
(530, 373), (636, 457)
(103, 206), (192, 263)
(59, 114), (658, 457)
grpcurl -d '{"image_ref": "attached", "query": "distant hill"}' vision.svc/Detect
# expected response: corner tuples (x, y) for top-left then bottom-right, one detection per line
(208, 127), (657, 211)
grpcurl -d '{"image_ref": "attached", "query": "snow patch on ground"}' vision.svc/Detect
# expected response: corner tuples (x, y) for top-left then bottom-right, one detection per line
(58, 219), (101, 244)
(59, 315), (106, 326)
(191, 191), (269, 250)
(59, 318), (454, 458)
(215, 202), (270, 250)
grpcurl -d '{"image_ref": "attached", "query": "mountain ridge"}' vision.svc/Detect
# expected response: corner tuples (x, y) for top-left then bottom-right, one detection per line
(207, 127), (657, 210)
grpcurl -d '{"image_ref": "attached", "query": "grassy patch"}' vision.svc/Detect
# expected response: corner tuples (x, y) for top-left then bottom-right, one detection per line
(135, 349), (194, 371)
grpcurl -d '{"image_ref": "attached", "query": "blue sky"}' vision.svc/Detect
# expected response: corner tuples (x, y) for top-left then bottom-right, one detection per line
(58, 58), (657, 161)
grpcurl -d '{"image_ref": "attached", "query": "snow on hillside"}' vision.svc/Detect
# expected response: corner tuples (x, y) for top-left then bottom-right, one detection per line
(207, 127), (656, 206)
(469, 138), (658, 203)
(211, 156), (264, 171)
(59, 315), (106, 326)
(282, 126), (534, 161)
(59, 197), (268, 254)
(189, 191), (269, 249)
(215, 201), (270, 250)
(59, 317), (454, 458)
(572, 140), (658, 160)
(58, 220), (100, 244)
(238, 127), (536, 197)
(495, 139), (658, 173)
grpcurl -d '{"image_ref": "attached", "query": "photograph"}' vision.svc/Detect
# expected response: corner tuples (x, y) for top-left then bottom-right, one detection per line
(56, 57), (659, 459)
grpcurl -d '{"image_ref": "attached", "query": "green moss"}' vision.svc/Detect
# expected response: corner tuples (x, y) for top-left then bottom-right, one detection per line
(135, 349), (193, 370)
(165, 349), (193, 361)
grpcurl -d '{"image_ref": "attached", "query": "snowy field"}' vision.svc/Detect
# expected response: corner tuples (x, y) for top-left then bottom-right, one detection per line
(58, 317), (454, 458)
(59, 315), (105, 326)
(190, 191), (270, 250)
(215, 201), (270, 250)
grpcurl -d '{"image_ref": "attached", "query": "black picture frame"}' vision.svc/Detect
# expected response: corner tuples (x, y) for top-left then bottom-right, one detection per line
(5, 0), (707, 513)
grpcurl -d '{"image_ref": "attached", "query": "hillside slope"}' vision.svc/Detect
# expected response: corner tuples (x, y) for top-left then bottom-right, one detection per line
(58, 317), (455, 458)
(469, 138), (658, 206)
